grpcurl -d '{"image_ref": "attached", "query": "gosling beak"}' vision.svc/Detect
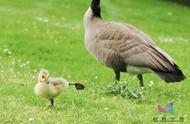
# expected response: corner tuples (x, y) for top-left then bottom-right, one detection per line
(45, 79), (49, 84)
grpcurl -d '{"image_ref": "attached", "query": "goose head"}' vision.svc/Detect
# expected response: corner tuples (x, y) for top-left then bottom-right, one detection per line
(38, 69), (49, 84)
(84, 0), (102, 29)
(90, 0), (101, 18)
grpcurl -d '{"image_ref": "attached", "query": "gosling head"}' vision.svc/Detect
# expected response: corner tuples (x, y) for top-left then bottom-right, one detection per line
(38, 69), (49, 84)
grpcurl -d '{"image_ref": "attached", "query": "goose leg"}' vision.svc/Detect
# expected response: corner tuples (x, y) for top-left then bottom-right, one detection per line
(137, 74), (144, 87)
(50, 99), (54, 106)
(114, 70), (120, 81)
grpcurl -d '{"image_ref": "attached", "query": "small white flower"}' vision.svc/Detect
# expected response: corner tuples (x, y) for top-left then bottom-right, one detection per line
(141, 87), (145, 90)
(104, 107), (109, 111)
(84, 80), (88, 83)
(26, 61), (30, 64)
(148, 80), (154, 87)
(8, 51), (12, 55)
(20, 63), (26, 68)
(95, 76), (98, 79)
(28, 117), (34, 122)
(67, 75), (71, 78)
(35, 17), (49, 23)
(164, 38), (173, 42)
(178, 95), (182, 98)
(11, 61), (15, 64)
(160, 37), (174, 43)
(3, 48), (12, 56)
(66, 5), (70, 9)
(32, 76), (36, 79)
(168, 12), (172, 16)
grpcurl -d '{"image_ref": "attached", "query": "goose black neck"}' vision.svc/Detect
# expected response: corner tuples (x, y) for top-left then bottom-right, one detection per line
(91, 0), (101, 18)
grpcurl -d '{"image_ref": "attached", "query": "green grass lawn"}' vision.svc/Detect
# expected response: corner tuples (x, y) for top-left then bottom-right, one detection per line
(0, 0), (189, 123)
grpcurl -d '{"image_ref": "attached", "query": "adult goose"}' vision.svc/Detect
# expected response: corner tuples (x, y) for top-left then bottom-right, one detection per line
(83, 0), (186, 87)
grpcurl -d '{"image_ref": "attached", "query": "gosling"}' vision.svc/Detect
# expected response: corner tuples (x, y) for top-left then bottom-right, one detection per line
(34, 69), (85, 106)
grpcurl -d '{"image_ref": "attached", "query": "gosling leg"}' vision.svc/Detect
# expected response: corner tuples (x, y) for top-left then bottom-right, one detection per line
(50, 99), (54, 106)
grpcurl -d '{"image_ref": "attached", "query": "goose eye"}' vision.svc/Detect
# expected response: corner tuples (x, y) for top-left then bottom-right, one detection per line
(42, 76), (45, 78)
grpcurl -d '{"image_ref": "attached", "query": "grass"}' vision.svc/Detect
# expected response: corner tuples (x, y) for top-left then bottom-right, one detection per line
(0, 0), (189, 123)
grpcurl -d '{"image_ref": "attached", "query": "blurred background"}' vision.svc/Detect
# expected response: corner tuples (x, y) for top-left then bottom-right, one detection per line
(0, 0), (189, 123)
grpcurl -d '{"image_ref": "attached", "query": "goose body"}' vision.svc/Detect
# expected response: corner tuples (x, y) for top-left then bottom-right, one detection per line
(35, 77), (69, 100)
(84, 0), (186, 87)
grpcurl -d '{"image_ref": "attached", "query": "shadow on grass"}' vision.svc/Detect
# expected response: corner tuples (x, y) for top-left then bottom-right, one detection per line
(164, 0), (190, 7)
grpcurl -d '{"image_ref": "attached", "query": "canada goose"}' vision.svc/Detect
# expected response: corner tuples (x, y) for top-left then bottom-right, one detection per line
(34, 69), (85, 106)
(83, 0), (186, 87)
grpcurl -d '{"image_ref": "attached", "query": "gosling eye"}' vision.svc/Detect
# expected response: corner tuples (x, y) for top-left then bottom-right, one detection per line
(42, 76), (45, 78)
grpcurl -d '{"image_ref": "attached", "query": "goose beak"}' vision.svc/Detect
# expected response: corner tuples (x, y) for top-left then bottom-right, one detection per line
(45, 79), (49, 84)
